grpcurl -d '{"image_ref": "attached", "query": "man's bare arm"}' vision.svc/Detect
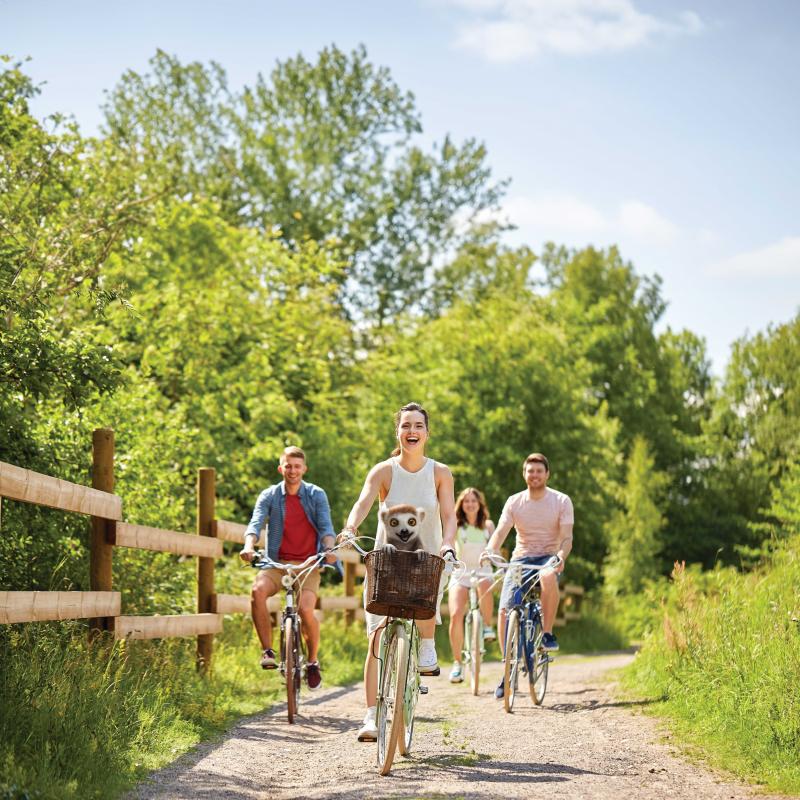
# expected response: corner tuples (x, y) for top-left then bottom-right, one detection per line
(485, 512), (513, 554)
(555, 523), (573, 573)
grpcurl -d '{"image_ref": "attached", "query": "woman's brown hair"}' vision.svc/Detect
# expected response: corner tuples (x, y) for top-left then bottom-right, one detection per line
(455, 487), (489, 530)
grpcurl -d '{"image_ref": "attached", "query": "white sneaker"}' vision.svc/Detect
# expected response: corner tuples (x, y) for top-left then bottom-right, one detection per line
(357, 707), (378, 741)
(418, 639), (440, 675)
(449, 662), (464, 683)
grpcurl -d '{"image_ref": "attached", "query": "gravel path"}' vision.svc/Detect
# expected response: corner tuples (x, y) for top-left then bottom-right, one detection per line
(127, 653), (794, 799)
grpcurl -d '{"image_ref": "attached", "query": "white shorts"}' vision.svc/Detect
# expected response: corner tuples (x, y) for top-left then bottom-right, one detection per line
(448, 565), (492, 590)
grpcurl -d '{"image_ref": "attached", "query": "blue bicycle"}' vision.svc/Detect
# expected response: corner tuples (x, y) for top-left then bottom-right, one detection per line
(488, 554), (560, 712)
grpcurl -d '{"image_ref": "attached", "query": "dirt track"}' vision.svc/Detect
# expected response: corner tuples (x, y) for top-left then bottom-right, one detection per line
(127, 653), (793, 799)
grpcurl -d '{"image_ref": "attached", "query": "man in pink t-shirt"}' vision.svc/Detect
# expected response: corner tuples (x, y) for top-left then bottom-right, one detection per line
(483, 453), (573, 700)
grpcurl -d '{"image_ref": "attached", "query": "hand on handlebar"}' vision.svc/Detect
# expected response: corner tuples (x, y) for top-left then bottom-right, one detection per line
(337, 526), (357, 545)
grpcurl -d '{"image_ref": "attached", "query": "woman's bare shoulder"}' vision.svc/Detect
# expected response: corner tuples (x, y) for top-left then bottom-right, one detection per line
(432, 460), (453, 477)
(366, 459), (394, 482)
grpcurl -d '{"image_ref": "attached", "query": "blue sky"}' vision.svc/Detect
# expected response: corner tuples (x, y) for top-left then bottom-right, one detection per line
(3, 0), (799, 372)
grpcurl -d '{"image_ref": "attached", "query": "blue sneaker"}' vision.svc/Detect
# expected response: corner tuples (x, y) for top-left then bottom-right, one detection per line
(494, 678), (504, 699)
(541, 632), (559, 652)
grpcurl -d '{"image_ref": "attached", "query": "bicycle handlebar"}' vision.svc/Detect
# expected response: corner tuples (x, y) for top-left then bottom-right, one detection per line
(250, 536), (355, 573)
(337, 532), (464, 577)
(479, 552), (562, 582)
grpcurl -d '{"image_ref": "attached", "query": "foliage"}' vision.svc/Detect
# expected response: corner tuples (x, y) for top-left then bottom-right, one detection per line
(624, 537), (800, 794)
(101, 46), (506, 327)
(603, 436), (669, 595)
(0, 617), (365, 800)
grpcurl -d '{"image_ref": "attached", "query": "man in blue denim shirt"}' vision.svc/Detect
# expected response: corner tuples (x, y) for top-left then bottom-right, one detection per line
(240, 446), (336, 689)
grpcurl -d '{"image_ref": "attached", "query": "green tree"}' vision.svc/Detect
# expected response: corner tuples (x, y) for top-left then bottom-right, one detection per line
(603, 436), (668, 595)
(102, 46), (506, 327)
(690, 312), (800, 563)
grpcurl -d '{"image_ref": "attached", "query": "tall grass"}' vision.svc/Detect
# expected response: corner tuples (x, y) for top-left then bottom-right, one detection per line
(0, 615), (367, 800)
(623, 538), (800, 794)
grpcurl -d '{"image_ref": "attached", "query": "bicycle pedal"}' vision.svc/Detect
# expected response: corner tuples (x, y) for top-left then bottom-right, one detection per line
(419, 685), (429, 695)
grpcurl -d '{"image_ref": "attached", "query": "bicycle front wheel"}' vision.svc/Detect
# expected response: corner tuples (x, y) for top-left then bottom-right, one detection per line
(528, 619), (548, 705)
(284, 617), (298, 723)
(398, 626), (417, 756)
(503, 609), (520, 713)
(377, 624), (408, 775)
(468, 609), (482, 696)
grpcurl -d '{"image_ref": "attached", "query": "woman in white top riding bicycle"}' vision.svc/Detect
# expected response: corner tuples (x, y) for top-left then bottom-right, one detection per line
(340, 402), (457, 742)
(447, 487), (496, 683)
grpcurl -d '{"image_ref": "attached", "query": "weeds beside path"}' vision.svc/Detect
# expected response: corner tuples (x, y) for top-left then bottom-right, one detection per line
(126, 653), (794, 800)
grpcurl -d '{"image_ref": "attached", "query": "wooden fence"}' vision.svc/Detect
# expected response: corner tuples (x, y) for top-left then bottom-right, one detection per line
(0, 428), (583, 670)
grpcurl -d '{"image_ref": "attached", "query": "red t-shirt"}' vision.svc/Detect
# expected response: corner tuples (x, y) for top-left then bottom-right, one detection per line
(278, 493), (318, 561)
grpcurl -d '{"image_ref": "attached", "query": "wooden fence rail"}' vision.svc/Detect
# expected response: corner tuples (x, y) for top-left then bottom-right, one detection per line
(0, 428), (585, 673)
(0, 591), (121, 624)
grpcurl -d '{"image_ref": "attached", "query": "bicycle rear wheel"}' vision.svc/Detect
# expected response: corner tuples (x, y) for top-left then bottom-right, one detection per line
(528, 618), (548, 705)
(503, 609), (520, 713)
(377, 624), (407, 775)
(468, 609), (482, 696)
(283, 617), (298, 723)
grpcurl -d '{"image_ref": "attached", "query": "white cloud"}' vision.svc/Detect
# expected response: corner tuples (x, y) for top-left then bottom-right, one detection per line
(619, 200), (679, 243)
(444, 0), (704, 63)
(498, 193), (679, 246)
(708, 237), (800, 278)
(503, 194), (606, 233)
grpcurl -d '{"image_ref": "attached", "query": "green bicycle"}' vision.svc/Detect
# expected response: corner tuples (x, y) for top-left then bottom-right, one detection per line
(346, 536), (454, 775)
(461, 566), (503, 695)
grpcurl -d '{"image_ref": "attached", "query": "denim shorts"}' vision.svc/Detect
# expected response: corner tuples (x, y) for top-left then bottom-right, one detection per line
(499, 555), (558, 610)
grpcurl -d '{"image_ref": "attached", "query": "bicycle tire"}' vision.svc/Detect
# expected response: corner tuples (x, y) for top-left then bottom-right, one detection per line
(398, 626), (417, 756)
(284, 617), (298, 723)
(528, 617), (548, 705)
(377, 625), (407, 775)
(503, 609), (520, 713)
(469, 609), (482, 696)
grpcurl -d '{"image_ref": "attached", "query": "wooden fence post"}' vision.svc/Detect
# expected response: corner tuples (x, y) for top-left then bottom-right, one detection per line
(89, 428), (115, 636)
(344, 561), (355, 626)
(196, 468), (216, 673)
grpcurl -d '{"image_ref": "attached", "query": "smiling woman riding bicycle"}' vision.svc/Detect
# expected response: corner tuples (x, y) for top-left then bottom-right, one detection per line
(339, 402), (457, 742)
(447, 487), (496, 684)
(481, 452), (574, 700)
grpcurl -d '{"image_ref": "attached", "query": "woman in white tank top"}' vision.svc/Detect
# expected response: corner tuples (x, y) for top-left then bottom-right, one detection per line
(340, 402), (457, 742)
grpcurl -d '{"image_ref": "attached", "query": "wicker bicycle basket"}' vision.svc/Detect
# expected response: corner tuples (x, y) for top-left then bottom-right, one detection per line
(364, 548), (445, 620)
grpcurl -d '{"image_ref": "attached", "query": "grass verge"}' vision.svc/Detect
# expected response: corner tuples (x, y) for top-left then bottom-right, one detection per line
(620, 540), (800, 795)
(0, 615), (366, 800)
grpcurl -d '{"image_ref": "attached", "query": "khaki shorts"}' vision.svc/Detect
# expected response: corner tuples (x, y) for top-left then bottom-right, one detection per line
(262, 563), (321, 596)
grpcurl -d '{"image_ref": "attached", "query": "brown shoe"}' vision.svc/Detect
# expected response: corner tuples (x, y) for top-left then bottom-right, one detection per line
(306, 661), (322, 690)
(260, 648), (277, 669)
